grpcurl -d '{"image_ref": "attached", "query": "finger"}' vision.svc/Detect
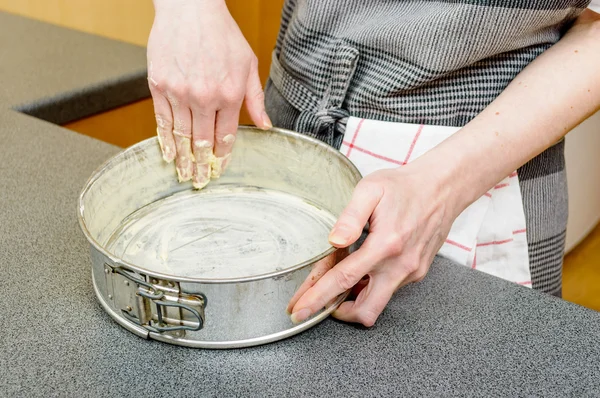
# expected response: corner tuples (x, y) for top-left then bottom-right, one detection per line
(170, 99), (194, 183)
(332, 272), (397, 327)
(287, 253), (337, 314)
(349, 275), (370, 300)
(244, 58), (271, 130)
(329, 181), (384, 247)
(212, 107), (240, 178)
(191, 108), (216, 189)
(290, 236), (385, 324)
(149, 86), (176, 163)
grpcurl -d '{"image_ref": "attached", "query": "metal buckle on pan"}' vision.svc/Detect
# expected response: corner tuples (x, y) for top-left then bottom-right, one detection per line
(104, 265), (206, 335)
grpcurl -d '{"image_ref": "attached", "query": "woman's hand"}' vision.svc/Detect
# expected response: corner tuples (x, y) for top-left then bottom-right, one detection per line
(147, 0), (271, 189)
(287, 161), (461, 327)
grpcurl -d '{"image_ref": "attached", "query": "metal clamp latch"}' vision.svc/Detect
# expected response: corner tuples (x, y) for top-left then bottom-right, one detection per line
(104, 264), (206, 335)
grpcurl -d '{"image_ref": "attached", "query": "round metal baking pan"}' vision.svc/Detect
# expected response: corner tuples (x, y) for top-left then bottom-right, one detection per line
(78, 126), (361, 348)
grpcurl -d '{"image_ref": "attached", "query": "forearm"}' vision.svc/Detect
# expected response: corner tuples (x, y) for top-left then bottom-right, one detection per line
(423, 9), (600, 215)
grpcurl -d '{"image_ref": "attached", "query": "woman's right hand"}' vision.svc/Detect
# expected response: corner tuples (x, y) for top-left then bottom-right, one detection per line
(147, 0), (271, 189)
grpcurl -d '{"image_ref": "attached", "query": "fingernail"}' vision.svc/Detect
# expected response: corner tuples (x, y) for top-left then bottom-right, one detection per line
(329, 227), (351, 246)
(163, 145), (175, 163)
(193, 163), (211, 189)
(192, 140), (213, 189)
(262, 111), (272, 130)
(156, 127), (174, 163)
(176, 164), (192, 182)
(179, 160), (193, 182)
(210, 154), (230, 179)
(156, 129), (167, 160)
(174, 133), (193, 181)
(193, 176), (210, 189)
(290, 308), (311, 324)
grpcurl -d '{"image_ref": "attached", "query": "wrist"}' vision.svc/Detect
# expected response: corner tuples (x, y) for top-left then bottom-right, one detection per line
(408, 142), (481, 218)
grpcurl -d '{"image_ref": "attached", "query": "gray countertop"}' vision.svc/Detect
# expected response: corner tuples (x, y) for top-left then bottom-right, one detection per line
(1, 11), (599, 398)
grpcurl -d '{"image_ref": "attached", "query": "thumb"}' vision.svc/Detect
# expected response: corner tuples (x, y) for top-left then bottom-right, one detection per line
(244, 59), (272, 130)
(329, 181), (383, 247)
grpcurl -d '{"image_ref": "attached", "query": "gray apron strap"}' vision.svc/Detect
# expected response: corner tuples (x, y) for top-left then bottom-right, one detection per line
(269, 44), (360, 146)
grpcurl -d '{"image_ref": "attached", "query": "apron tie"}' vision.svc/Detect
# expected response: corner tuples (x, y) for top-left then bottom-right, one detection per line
(296, 107), (350, 136)
(270, 43), (359, 145)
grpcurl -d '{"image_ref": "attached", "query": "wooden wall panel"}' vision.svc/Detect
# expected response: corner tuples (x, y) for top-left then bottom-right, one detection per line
(64, 98), (156, 148)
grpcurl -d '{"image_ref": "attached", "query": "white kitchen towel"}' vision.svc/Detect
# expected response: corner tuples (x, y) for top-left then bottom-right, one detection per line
(340, 117), (532, 286)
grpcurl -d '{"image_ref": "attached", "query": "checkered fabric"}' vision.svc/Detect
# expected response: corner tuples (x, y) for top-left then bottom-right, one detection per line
(340, 117), (533, 285)
(266, 0), (591, 297)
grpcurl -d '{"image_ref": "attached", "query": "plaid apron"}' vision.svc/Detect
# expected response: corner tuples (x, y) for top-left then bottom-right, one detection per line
(265, 0), (592, 296)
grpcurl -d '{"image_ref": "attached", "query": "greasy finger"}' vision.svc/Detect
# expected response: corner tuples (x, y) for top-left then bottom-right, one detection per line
(212, 107), (240, 177)
(289, 240), (384, 324)
(191, 108), (216, 189)
(332, 272), (398, 327)
(329, 180), (384, 248)
(170, 103), (194, 183)
(149, 86), (176, 163)
(287, 254), (336, 314)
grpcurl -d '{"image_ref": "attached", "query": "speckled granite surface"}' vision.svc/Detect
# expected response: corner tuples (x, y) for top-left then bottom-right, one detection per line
(0, 11), (599, 398)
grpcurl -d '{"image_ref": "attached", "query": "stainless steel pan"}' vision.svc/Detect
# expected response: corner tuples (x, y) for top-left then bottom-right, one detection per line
(78, 126), (361, 348)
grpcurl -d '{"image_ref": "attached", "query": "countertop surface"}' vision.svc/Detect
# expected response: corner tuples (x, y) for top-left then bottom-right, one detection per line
(1, 11), (599, 398)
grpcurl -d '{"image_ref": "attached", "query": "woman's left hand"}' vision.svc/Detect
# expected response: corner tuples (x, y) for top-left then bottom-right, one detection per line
(287, 161), (462, 327)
